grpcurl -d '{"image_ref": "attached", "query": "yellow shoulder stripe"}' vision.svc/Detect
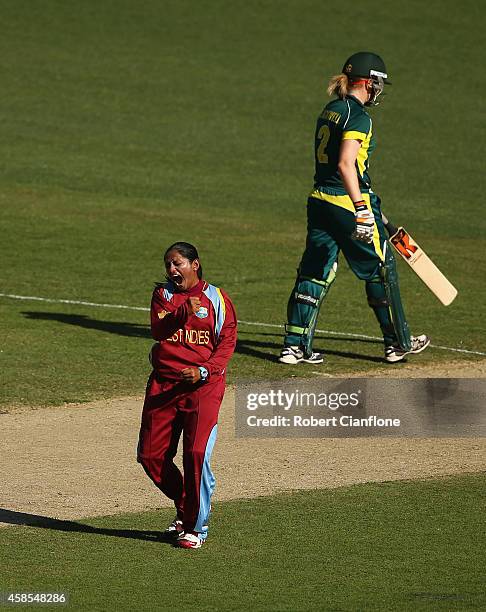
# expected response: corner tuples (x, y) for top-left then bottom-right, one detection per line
(342, 130), (367, 141)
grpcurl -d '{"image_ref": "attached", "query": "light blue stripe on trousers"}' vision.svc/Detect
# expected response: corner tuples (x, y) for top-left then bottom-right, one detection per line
(194, 424), (218, 540)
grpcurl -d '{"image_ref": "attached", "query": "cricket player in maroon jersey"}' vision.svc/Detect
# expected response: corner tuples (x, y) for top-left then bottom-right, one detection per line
(137, 242), (237, 549)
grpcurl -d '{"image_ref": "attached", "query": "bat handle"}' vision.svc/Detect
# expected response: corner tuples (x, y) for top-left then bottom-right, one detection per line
(381, 213), (399, 237)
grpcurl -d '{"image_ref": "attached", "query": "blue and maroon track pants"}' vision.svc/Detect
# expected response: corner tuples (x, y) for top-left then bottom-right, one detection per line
(137, 373), (225, 541)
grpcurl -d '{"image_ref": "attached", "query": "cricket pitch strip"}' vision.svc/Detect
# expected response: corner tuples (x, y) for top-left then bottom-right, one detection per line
(1, 360), (485, 525)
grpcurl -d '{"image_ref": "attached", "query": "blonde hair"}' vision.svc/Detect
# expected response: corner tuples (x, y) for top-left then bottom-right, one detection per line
(327, 73), (349, 98)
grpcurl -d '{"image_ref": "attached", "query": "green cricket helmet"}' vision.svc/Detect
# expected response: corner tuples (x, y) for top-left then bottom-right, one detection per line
(342, 51), (390, 106)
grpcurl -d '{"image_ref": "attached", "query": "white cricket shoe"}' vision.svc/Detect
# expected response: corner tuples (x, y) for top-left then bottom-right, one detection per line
(176, 532), (203, 549)
(279, 346), (324, 365)
(385, 334), (430, 363)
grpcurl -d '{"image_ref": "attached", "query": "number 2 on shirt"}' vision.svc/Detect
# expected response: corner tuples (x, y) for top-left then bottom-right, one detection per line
(316, 124), (330, 164)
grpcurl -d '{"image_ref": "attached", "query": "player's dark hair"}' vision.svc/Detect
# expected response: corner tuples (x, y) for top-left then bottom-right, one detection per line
(164, 242), (203, 279)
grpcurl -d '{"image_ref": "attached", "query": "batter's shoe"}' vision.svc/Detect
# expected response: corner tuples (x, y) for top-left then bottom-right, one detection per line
(279, 346), (324, 365)
(176, 532), (203, 549)
(162, 518), (183, 540)
(385, 334), (430, 363)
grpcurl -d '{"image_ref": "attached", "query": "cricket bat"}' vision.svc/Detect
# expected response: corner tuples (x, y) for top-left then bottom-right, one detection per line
(381, 214), (458, 306)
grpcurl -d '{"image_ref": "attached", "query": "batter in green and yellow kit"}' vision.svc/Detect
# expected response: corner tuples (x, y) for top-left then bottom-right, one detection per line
(279, 52), (430, 365)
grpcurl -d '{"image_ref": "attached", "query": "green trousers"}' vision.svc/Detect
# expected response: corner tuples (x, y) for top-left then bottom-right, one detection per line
(284, 193), (402, 349)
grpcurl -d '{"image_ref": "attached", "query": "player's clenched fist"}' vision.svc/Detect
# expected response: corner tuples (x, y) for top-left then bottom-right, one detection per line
(188, 296), (201, 314)
(181, 367), (201, 384)
(351, 202), (375, 244)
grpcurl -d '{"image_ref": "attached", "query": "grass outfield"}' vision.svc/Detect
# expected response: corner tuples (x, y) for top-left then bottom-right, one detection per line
(1, 0), (485, 405)
(1, 474), (484, 611)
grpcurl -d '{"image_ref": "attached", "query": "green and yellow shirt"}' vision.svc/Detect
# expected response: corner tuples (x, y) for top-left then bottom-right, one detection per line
(312, 95), (376, 199)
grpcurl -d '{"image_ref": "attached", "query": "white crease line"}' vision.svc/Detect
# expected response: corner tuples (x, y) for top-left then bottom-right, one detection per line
(238, 320), (486, 357)
(239, 319), (379, 341)
(0, 293), (149, 311)
(1, 292), (485, 357)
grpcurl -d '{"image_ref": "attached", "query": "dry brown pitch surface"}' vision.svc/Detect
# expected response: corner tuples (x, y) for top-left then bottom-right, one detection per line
(1, 360), (485, 525)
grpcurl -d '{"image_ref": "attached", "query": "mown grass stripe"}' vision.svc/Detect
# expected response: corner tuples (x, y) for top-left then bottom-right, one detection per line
(2, 292), (485, 357)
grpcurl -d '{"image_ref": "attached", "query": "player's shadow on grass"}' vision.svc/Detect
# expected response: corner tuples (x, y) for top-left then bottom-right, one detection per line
(23, 312), (385, 363)
(236, 335), (385, 364)
(23, 312), (151, 339)
(0, 508), (173, 544)
(237, 330), (380, 344)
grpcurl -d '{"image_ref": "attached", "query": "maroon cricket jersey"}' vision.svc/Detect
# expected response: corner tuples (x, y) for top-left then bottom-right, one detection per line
(149, 279), (237, 381)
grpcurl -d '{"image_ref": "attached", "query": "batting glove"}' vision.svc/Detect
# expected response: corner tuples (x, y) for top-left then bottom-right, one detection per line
(351, 202), (375, 244)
